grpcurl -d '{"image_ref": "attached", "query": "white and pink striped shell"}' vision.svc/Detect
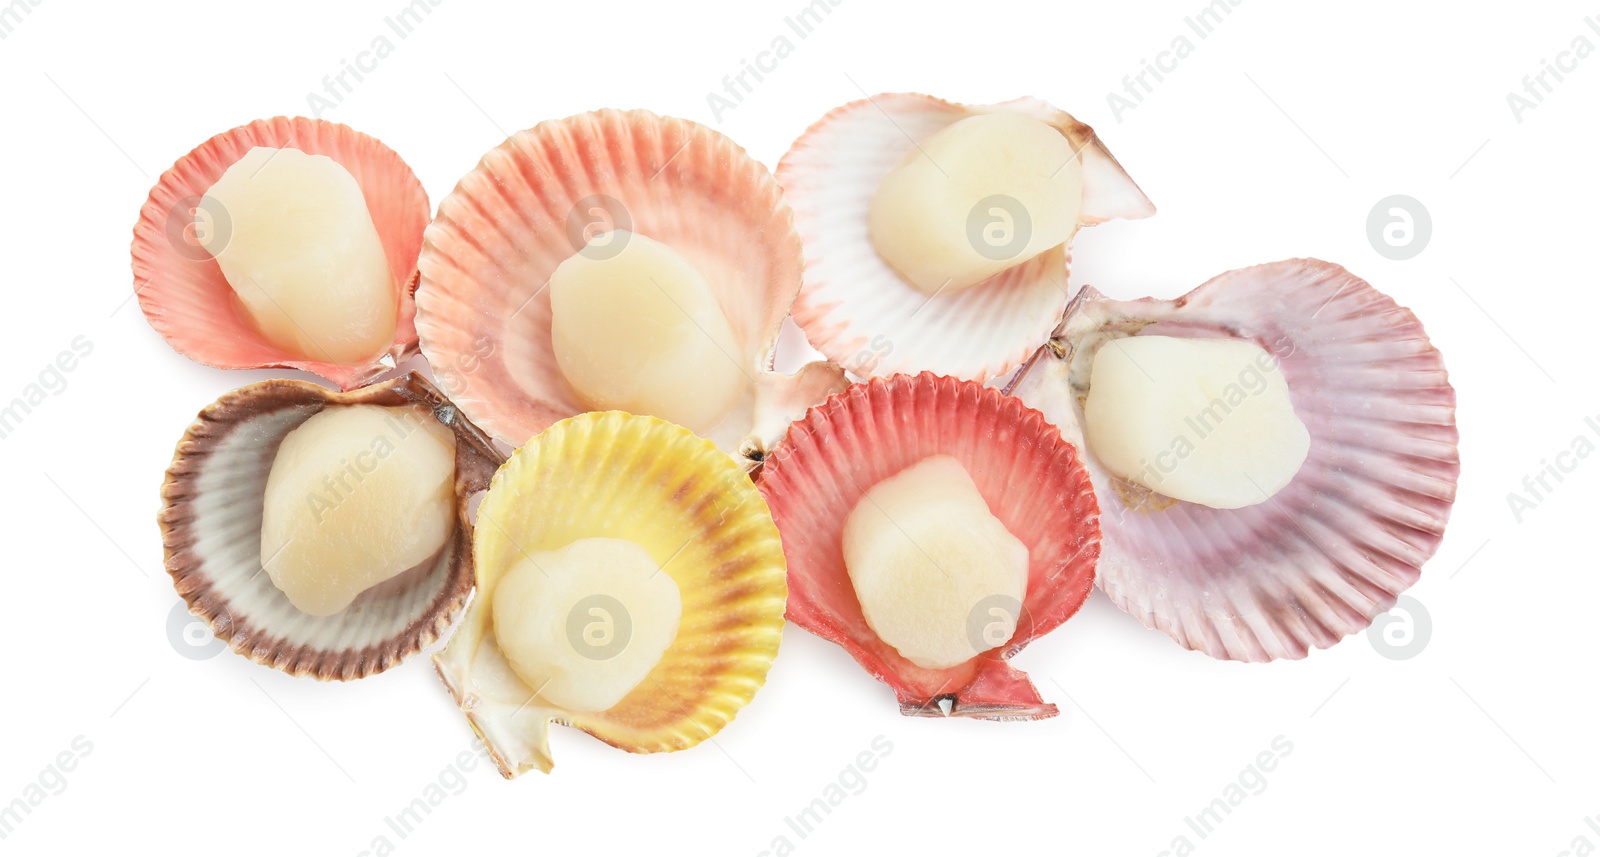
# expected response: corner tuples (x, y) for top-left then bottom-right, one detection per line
(776, 93), (1154, 383)
(415, 109), (846, 465)
(1007, 260), (1459, 661)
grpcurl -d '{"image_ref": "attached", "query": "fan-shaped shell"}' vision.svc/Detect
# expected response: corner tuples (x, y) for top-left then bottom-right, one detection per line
(775, 93), (1154, 383)
(415, 109), (846, 463)
(758, 373), (1101, 718)
(434, 411), (788, 776)
(131, 117), (429, 390)
(159, 373), (503, 679)
(1006, 259), (1460, 661)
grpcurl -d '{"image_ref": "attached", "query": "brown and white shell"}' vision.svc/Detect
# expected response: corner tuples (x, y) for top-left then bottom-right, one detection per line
(159, 373), (504, 679)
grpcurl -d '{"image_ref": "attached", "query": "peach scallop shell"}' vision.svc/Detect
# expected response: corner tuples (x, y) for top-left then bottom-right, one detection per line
(758, 373), (1101, 719)
(160, 373), (503, 680)
(434, 411), (788, 777)
(415, 109), (847, 464)
(1005, 260), (1460, 662)
(775, 94), (1156, 383)
(131, 117), (430, 391)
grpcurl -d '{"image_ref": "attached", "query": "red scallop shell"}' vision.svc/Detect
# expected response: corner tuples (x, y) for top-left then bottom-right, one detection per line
(757, 373), (1101, 719)
(131, 117), (429, 390)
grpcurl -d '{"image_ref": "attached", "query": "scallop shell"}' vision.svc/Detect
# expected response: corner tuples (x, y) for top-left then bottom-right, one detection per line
(758, 373), (1101, 719)
(415, 109), (847, 465)
(131, 117), (429, 390)
(434, 411), (787, 776)
(1005, 259), (1460, 662)
(159, 373), (503, 680)
(775, 93), (1155, 383)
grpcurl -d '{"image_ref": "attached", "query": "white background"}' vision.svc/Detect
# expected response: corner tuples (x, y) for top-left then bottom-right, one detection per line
(1, 0), (1594, 854)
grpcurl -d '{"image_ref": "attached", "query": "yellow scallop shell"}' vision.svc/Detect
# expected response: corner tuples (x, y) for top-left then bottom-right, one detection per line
(434, 411), (787, 776)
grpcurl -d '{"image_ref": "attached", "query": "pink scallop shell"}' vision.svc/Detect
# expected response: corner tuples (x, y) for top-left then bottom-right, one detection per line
(1006, 259), (1460, 662)
(131, 117), (429, 390)
(775, 94), (1155, 383)
(415, 109), (846, 458)
(758, 373), (1101, 719)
